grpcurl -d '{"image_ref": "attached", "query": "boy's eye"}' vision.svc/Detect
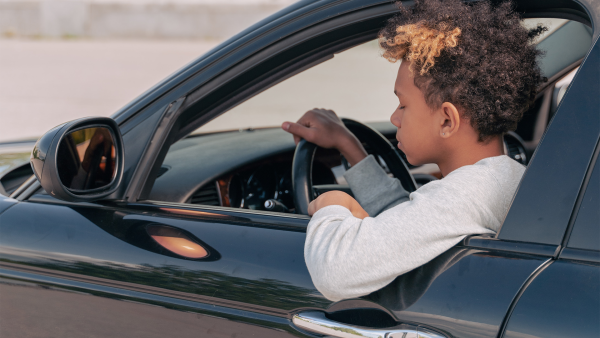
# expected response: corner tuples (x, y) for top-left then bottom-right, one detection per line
(399, 106), (406, 109)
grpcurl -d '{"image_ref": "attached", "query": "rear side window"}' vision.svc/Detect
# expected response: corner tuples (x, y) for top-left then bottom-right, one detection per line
(568, 153), (600, 251)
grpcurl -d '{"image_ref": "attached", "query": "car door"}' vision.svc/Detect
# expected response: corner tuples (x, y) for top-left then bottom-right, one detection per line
(0, 193), (324, 337)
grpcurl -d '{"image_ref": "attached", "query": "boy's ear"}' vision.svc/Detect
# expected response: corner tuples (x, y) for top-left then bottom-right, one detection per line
(439, 102), (461, 138)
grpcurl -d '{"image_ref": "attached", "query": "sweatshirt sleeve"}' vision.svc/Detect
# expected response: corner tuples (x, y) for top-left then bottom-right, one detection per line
(304, 169), (500, 301)
(344, 155), (410, 216)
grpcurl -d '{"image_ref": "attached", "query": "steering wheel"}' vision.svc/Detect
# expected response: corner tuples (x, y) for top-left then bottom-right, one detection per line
(292, 118), (417, 215)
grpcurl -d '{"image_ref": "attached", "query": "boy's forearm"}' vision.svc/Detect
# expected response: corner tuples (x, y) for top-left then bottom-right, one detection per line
(308, 191), (368, 219)
(344, 155), (410, 216)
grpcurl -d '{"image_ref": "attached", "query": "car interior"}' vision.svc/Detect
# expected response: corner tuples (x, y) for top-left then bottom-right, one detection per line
(143, 17), (593, 214)
(2, 17), (593, 217)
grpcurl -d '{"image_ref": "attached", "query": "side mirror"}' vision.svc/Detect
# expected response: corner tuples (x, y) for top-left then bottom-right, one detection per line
(30, 117), (124, 202)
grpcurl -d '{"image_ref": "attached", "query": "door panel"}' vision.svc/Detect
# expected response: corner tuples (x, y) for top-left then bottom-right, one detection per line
(360, 245), (549, 338)
(0, 199), (555, 338)
(0, 200), (327, 337)
(0, 278), (296, 338)
(502, 259), (600, 338)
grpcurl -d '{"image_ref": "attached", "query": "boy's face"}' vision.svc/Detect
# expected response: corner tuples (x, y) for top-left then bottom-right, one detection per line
(390, 61), (441, 166)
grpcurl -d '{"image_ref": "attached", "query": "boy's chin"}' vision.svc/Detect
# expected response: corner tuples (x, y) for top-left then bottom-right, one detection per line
(403, 153), (419, 166)
(406, 159), (420, 166)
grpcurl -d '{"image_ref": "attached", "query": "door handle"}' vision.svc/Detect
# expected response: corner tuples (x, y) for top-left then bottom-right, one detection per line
(292, 311), (446, 338)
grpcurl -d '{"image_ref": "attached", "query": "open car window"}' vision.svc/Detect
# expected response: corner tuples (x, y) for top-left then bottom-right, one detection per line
(194, 39), (399, 134)
(145, 18), (592, 215)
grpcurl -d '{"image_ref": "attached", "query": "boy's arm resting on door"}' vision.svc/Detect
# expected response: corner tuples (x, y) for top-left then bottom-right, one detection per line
(304, 200), (488, 302)
(305, 164), (502, 301)
(344, 155), (410, 216)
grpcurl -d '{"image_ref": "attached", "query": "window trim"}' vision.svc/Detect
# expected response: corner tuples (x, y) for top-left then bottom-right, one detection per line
(561, 137), (600, 251)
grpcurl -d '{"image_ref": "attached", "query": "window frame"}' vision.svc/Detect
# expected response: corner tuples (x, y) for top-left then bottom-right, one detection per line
(110, 1), (600, 243)
(563, 140), (600, 252)
(134, 3), (402, 202)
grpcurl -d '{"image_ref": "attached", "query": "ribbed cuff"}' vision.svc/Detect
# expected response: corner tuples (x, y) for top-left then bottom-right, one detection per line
(343, 155), (409, 216)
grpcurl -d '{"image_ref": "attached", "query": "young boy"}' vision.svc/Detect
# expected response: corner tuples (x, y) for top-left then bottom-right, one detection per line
(281, 0), (546, 301)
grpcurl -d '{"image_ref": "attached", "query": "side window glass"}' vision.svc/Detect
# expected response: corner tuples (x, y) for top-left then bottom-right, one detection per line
(568, 153), (600, 251)
(196, 40), (398, 133)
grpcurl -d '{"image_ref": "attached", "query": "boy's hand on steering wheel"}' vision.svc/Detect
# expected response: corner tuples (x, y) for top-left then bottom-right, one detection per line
(282, 109), (368, 166)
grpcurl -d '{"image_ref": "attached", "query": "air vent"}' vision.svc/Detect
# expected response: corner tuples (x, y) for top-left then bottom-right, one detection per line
(189, 182), (221, 206)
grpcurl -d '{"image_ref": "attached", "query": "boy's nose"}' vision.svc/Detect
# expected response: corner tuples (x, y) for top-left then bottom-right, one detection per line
(390, 111), (401, 128)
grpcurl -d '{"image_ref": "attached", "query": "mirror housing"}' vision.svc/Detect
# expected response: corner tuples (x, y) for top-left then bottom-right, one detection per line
(30, 117), (125, 202)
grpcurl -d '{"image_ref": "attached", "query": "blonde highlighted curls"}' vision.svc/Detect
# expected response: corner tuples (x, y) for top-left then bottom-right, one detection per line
(380, 22), (461, 75)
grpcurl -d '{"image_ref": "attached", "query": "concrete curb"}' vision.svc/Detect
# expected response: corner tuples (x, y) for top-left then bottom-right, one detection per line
(0, 0), (291, 39)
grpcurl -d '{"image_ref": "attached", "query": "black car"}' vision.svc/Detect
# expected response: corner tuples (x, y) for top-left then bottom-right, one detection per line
(0, 0), (598, 337)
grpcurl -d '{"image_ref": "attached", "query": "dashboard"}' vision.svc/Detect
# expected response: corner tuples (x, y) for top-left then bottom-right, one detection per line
(210, 150), (337, 212)
(148, 122), (527, 214)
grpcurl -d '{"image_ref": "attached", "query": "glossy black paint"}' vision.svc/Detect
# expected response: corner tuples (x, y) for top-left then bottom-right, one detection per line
(503, 260), (600, 338)
(0, 199), (326, 312)
(29, 123), (66, 180)
(568, 151), (600, 251)
(560, 247), (600, 263)
(0, 194), (552, 338)
(0, 196), (16, 215)
(365, 247), (549, 338)
(463, 236), (559, 257)
(118, 106), (165, 200)
(0, 277), (295, 338)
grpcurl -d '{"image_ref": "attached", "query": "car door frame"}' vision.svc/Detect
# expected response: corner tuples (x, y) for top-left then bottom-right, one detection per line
(498, 138), (600, 338)
(109, 0), (598, 206)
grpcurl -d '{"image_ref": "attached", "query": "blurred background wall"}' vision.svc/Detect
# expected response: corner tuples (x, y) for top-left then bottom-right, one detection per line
(0, 0), (294, 142)
(0, 0), (294, 39)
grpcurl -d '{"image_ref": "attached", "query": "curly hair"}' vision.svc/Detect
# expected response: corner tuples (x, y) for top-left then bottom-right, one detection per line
(379, 0), (547, 141)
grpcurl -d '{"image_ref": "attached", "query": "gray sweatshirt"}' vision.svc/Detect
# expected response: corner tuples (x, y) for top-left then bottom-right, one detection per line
(305, 154), (525, 301)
